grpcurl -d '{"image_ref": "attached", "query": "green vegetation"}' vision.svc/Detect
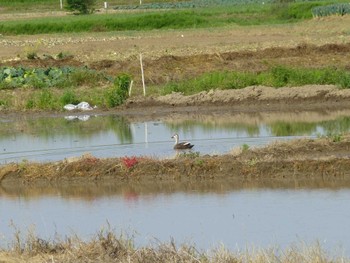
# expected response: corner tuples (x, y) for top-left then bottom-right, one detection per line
(0, 0), (186, 12)
(0, 0), (347, 35)
(0, 66), (110, 90)
(0, 66), (132, 110)
(242, 143), (250, 151)
(161, 66), (350, 95)
(1, 64), (350, 111)
(66, 0), (97, 14)
(312, 3), (350, 17)
(105, 73), (132, 107)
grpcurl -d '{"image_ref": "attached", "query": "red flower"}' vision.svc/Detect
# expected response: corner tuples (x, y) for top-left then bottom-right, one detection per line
(121, 156), (138, 169)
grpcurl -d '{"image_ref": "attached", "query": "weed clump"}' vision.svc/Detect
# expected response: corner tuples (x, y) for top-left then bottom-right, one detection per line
(105, 73), (132, 108)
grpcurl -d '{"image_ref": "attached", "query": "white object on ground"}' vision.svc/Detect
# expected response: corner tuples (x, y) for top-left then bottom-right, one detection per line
(64, 102), (96, 111)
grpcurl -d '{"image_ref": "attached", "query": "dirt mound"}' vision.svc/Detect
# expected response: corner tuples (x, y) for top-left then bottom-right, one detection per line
(117, 85), (350, 116)
(0, 57), (83, 68)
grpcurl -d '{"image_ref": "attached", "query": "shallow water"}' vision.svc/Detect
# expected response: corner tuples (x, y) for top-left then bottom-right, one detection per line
(1, 109), (350, 254)
(1, 183), (350, 255)
(1, 109), (350, 163)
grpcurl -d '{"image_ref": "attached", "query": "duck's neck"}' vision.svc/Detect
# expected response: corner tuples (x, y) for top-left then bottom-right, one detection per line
(174, 136), (179, 145)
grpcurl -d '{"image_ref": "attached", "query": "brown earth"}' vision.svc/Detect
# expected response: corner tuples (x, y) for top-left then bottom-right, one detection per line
(0, 16), (350, 117)
(1, 15), (350, 91)
(1, 15), (350, 184)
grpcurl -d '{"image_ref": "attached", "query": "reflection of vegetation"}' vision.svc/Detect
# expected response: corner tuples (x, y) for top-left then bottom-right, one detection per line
(109, 116), (132, 144)
(2, 115), (350, 144)
(165, 116), (350, 137)
(320, 116), (350, 135)
(270, 117), (350, 136)
(0, 115), (133, 143)
(268, 121), (317, 136)
(165, 120), (260, 137)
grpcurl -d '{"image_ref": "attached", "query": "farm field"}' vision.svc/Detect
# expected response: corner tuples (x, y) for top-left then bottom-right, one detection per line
(1, 2), (350, 261)
(0, 14), (350, 113)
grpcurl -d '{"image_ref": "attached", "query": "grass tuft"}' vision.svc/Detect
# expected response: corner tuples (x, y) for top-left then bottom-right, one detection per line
(162, 66), (350, 95)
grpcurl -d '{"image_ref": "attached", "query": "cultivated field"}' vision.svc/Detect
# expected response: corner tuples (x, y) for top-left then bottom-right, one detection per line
(1, 1), (350, 261)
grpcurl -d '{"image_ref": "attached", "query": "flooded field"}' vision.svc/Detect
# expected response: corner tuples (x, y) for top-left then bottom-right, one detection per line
(1, 109), (350, 257)
(1, 109), (350, 164)
(1, 182), (350, 255)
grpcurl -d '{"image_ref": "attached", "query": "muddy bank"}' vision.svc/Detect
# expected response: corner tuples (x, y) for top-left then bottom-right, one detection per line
(119, 85), (350, 117)
(1, 136), (350, 186)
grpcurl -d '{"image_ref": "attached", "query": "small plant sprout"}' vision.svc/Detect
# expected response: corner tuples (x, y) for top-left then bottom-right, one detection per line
(242, 144), (250, 151)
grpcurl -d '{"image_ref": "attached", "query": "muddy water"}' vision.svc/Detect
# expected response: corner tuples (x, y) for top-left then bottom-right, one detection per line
(1, 109), (350, 164)
(0, 182), (350, 254)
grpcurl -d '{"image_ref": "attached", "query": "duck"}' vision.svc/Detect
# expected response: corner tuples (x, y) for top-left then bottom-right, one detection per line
(171, 133), (194, 150)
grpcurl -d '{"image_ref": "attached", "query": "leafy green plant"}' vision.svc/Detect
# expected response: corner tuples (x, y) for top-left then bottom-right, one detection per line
(0, 99), (9, 109)
(60, 89), (80, 105)
(312, 3), (350, 17)
(242, 144), (250, 152)
(56, 52), (73, 60)
(105, 73), (131, 107)
(26, 52), (38, 60)
(0, 66), (110, 90)
(25, 99), (35, 109)
(37, 89), (55, 109)
(326, 132), (343, 142)
(66, 0), (96, 14)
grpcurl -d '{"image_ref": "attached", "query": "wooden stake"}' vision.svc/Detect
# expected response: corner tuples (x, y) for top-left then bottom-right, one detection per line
(140, 53), (146, 96)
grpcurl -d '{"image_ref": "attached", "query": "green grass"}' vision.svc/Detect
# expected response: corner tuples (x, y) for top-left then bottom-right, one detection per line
(161, 66), (350, 95)
(0, 0), (183, 12)
(0, 1), (344, 35)
(1, 65), (350, 111)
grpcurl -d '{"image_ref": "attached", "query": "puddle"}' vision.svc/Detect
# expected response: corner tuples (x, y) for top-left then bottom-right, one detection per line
(1, 109), (350, 163)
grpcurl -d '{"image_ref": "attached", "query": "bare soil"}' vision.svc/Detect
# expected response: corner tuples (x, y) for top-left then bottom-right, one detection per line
(1, 15), (350, 184)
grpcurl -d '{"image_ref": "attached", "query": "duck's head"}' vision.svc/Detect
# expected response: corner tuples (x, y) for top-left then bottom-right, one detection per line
(171, 133), (179, 139)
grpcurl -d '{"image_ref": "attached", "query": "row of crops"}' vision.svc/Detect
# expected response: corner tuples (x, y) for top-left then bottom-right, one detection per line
(113, 0), (275, 10)
(0, 66), (110, 89)
(113, 0), (350, 12)
(312, 3), (350, 17)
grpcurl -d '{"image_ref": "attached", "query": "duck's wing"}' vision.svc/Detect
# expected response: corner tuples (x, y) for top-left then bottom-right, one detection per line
(175, 141), (194, 149)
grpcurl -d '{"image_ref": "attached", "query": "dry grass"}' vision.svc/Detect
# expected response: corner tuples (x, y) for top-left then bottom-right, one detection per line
(0, 228), (348, 263)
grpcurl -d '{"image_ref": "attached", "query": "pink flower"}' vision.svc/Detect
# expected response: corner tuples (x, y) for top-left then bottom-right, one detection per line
(121, 156), (138, 169)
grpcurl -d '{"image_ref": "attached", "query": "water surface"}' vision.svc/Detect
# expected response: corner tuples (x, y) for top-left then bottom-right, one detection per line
(1, 109), (350, 163)
(1, 183), (349, 255)
(1, 109), (350, 255)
